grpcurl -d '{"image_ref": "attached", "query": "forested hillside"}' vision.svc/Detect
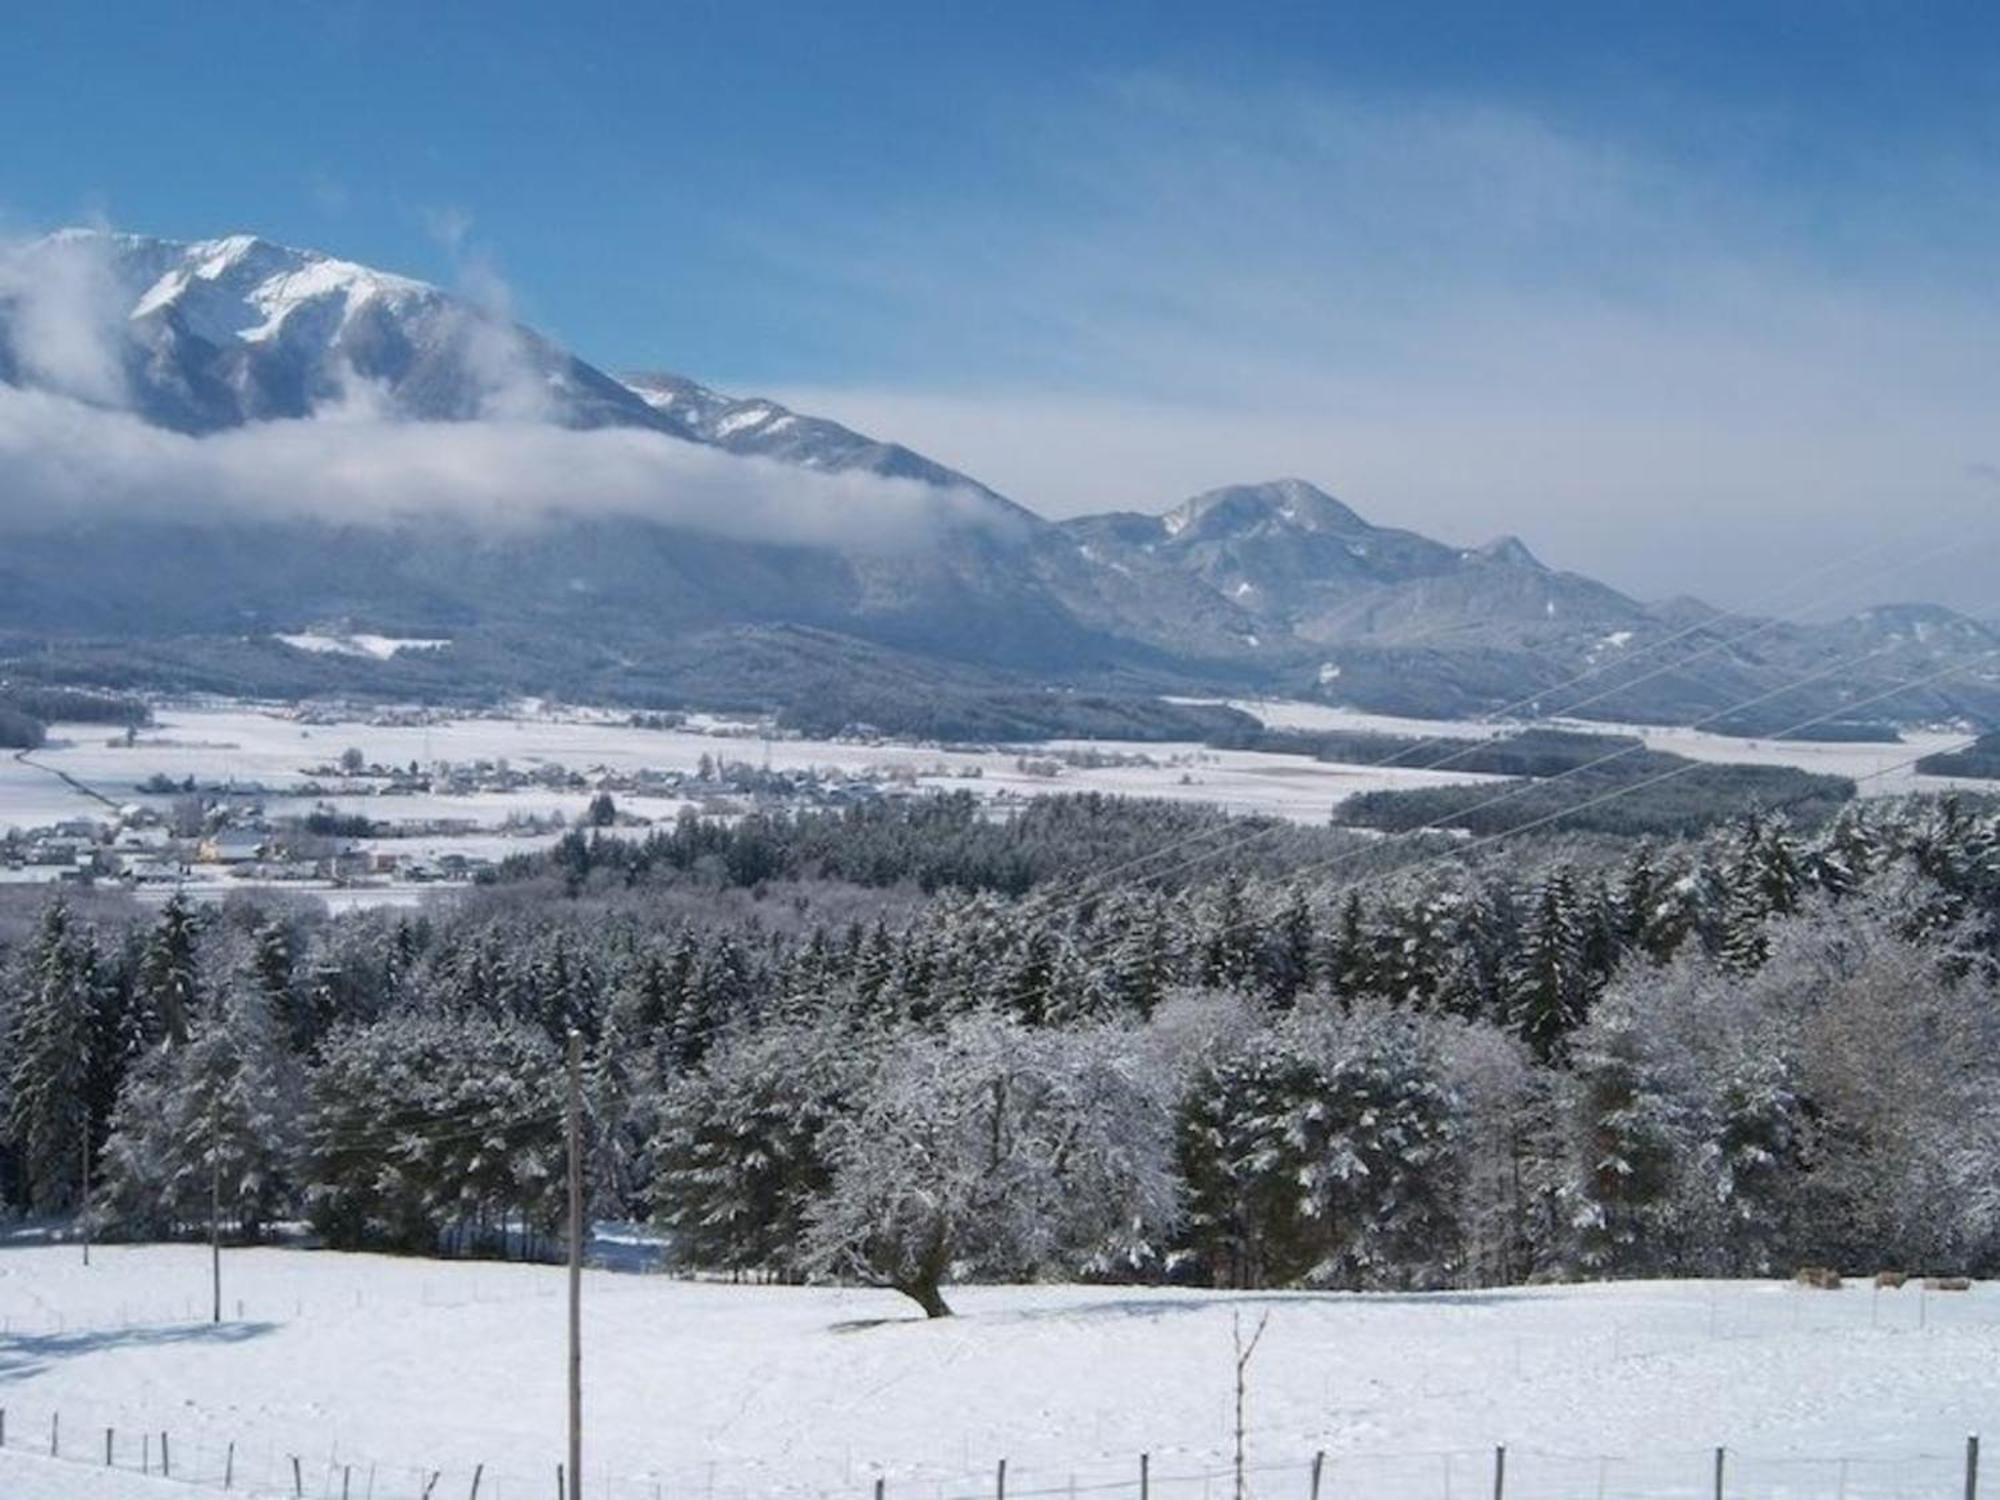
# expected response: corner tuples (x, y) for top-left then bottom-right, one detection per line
(3, 791), (1997, 1315)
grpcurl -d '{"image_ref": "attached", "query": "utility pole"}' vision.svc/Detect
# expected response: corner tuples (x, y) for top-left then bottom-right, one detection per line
(566, 1030), (584, 1498)
(209, 1094), (222, 1324)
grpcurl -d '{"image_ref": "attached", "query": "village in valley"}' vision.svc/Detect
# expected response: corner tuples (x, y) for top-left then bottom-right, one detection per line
(1, 703), (968, 900)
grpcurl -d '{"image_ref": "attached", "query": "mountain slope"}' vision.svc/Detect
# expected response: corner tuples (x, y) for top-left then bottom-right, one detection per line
(2, 229), (1997, 733)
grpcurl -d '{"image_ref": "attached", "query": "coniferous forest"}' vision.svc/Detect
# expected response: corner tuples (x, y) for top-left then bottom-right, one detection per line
(3, 791), (1998, 1317)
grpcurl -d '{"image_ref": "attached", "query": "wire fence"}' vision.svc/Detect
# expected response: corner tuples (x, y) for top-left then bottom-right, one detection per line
(0, 1390), (1983, 1500)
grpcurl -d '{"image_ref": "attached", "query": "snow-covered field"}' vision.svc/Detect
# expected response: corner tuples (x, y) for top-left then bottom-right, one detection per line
(0, 702), (1510, 842)
(1207, 698), (1986, 798)
(0, 1243), (1993, 1500)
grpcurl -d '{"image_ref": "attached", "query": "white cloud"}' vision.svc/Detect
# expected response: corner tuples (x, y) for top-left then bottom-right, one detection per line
(744, 80), (2000, 612)
(0, 386), (989, 553)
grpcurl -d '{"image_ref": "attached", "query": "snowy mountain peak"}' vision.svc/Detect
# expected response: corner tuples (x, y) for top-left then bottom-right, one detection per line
(2, 228), (655, 434)
(1475, 535), (1545, 570)
(116, 231), (436, 347)
(1163, 479), (1370, 541)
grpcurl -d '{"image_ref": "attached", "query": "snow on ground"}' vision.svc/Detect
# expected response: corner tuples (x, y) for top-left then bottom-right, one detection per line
(272, 634), (451, 661)
(1210, 697), (1990, 800)
(0, 1243), (1994, 1500)
(0, 703), (1508, 843)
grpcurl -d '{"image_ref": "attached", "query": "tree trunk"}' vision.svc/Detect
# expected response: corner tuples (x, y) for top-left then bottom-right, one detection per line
(895, 1276), (954, 1319)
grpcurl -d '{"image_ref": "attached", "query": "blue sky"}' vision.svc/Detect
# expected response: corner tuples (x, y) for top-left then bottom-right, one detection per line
(5, 2), (1997, 604)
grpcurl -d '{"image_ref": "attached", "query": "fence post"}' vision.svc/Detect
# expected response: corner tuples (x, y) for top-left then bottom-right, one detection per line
(1311, 1451), (1324, 1500)
(1142, 1453), (1150, 1500)
(1713, 1446), (1726, 1500)
(50, 1411), (58, 1456)
(227, 1440), (236, 1489)
(471, 1463), (484, 1499)
(163, 1430), (171, 1476)
(292, 1452), (304, 1497)
(557, 1463), (565, 1500)
(877, 1478), (887, 1500)
(1493, 1446), (1505, 1500)
(998, 1458), (1007, 1500)
(1967, 1435), (1980, 1500)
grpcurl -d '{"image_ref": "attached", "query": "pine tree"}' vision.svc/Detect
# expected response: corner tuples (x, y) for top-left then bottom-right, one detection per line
(136, 892), (204, 1047)
(99, 963), (303, 1241)
(2, 900), (99, 1212)
(1323, 890), (1375, 1004)
(1508, 869), (1591, 1061)
(1568, 1002), (1693, 1276)
(1264, 885), (1318, 1006)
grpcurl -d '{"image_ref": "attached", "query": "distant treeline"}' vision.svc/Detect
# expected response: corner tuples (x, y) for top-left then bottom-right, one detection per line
(509, 793), (1398, 899)
(0, 685), (150, 750)
(1206, 725), (1654, 777)
(1339, 758), (1854, 839)
(1916, 733), (2000, 780)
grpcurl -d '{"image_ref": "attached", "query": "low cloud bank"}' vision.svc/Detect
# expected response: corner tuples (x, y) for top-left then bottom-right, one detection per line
(0, 385), (988, 552)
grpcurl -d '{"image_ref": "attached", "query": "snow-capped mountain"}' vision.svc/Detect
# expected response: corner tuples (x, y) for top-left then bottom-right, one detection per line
(1, 227), (1996, 732)
(1060, 479), (1646, 652)
(0, 230), (660, 433)
(622, 371), (1029, 517)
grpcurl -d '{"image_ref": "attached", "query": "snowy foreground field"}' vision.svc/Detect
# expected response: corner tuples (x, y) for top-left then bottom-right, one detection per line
(0, 1246), (1995, 1500)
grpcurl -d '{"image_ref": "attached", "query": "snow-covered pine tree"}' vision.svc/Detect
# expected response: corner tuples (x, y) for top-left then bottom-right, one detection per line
(1566, 997), (1696, 1276)
(2, 900), (100, 1212)
(136, 891), (204, 1047)
(653, 1017), (871, 1278)
(97, 950), (304, 1241)
(1508, 868), (1592, 1061)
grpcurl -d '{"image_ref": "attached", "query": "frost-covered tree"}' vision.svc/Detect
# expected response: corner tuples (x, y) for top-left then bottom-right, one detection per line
(805, 1012), (1178, 1316)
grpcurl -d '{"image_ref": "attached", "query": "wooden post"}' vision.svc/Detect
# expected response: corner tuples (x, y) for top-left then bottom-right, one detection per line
(471, 1462), (484, 1499)
(1492, 1446), (1505, 1500)
(567, 1030), (584, 1500)
(1310, 1450), (1324, 1500)
(1142, 1452), (1151, 1500)
(105, 1427), (113, 1465)
(1713, 1446), (1725, 1500)
(50, 1411), (58, 1456)
(344, 1464), (352, 1500)
(1232, 1312), (1272, 1500)
(226, 1440), (236, 1489)
(997, 1458), (1007, 1500)
(557, 1463), (566, 1500)
(1967, 1435), (1980, 1500)
(292, 1452), (304, 1497)
(162, 1430), (170, 1476)
(876, 1478), (886, 1500)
